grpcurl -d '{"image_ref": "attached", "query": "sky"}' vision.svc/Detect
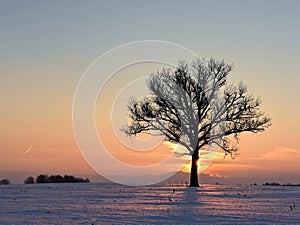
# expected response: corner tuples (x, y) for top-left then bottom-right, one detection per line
(1, 0), (300, 184)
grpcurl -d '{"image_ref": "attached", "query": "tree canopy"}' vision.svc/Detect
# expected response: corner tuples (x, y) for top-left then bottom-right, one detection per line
(123, 58), (271, 186)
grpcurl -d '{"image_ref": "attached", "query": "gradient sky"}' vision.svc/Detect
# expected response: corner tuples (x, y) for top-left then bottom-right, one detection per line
(1, 0), (300, 184)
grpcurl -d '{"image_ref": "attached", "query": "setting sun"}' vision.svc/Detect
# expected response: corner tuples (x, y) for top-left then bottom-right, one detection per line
(1, 1), (300, 224)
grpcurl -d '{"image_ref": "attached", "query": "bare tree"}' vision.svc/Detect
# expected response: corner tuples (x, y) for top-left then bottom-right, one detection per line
(122, 58), (271, 187)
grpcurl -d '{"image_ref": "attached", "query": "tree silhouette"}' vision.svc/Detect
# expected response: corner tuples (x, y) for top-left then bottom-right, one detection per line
(48, 175), (64, 183)
(36, 174), (49, 183)
(0, 179), (10, 185)
(123, 58), (271, 187)
(24, 176), (35, 184)
(34, 174), (90, 183)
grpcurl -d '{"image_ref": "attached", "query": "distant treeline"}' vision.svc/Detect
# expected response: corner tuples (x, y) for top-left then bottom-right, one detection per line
(0, 179), (10, 185)
(263, 182), (300, 186)
(24, 175), (90, 184)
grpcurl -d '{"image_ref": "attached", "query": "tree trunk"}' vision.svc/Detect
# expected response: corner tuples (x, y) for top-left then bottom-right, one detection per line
(189, 149), (199, 187)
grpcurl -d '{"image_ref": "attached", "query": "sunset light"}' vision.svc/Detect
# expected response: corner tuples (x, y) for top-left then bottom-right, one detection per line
(1, 1), (300, 223)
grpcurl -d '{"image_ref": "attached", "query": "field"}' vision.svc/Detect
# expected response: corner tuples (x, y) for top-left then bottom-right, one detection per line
(0, 183), (300, 224)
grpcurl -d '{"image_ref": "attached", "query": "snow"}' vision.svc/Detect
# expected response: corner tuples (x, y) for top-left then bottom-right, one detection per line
(0, 183), (299, 224)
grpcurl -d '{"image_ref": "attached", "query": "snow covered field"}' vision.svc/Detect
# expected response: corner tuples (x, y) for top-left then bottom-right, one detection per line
(0, 183), (300, 224)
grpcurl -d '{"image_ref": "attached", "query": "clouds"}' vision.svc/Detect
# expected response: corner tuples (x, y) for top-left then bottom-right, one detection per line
(260, 147), (300, 161)
(205, 146), (300, 181)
